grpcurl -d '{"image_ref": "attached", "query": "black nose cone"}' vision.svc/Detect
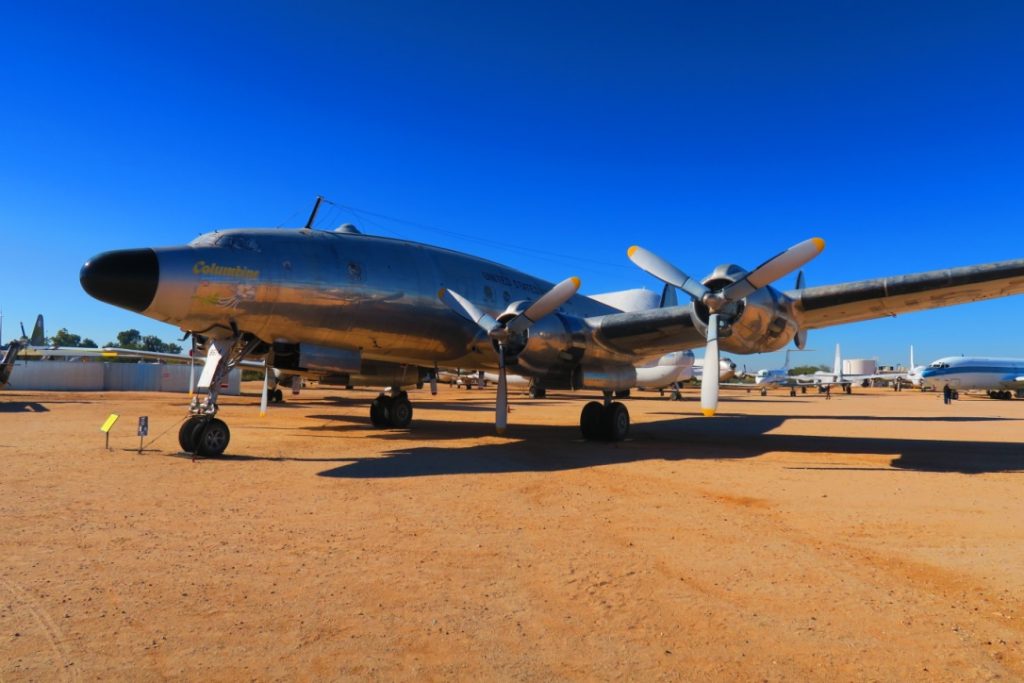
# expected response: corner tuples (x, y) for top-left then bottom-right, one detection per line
(80, 249), (159, 312)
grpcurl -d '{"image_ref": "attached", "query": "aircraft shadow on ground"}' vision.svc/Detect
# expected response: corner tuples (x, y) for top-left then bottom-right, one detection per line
(314, 414), (1024, 478)
(0, 401), (51, 413)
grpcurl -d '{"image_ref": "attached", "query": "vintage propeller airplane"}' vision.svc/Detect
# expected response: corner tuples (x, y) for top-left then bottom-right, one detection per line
(79, 207), (1024, 456)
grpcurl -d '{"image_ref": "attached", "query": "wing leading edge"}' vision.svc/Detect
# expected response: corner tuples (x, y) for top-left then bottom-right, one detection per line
(791, 258), (1024, 330)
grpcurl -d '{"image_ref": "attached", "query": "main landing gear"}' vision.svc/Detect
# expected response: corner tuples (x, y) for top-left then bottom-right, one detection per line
(369, 389), (413, 428)
(580, 394), (630, 442)
(178, 334), (261, 457)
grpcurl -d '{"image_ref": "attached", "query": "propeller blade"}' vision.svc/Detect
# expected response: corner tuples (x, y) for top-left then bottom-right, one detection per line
(627, 246), (710, 301)
(439, 288), (499, 332)
(496, 345), (508, 434)
(722, 237), (824, 301)
(701, 313), (720, 416)
(506, 276), (581, 334)
(259, 364), (269, 417)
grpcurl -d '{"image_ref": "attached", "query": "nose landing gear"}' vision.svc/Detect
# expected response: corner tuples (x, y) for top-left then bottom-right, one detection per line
(178, 334), (261, 457)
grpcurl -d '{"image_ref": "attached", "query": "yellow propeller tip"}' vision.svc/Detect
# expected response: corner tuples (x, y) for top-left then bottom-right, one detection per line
(570, 276), (581, 288)
(811, 237), (825, 251)
(701, 409), (716, 417)
(437, 287), (446, 300)
(627, 245), (639, 257)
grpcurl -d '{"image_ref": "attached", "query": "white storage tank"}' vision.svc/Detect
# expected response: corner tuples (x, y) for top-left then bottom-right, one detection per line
(843, 358), (877, 375)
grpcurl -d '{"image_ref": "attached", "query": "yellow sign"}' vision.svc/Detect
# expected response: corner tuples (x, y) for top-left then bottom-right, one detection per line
(100, 414), (119, 433)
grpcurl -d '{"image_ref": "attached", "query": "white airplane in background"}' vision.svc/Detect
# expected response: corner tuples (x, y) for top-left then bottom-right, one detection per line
(803, 344), (904, 393)
(920, 356), (1024, 399)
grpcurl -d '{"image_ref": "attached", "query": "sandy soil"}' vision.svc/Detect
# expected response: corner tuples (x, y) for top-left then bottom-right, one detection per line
(1, 382), (1022, 681)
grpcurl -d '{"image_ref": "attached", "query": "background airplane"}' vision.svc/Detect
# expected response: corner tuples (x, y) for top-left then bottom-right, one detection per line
(920, 356), (1024, 399)
(79, 215), (1024, 455)
(0, 315), (46, 389)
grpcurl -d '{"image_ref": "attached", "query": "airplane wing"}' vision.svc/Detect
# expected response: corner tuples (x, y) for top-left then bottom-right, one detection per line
(791, 259), (1024, 329)
(18, 346), (195, 363)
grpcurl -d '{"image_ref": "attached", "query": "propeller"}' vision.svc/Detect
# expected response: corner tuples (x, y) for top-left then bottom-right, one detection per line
(629, 237), (824, 416)
(440, 276), (581, 434)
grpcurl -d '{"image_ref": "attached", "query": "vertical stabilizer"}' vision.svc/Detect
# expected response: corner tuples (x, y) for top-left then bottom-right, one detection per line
(910, 345), (915, 370)
(29, 315), (45, 346)
(659, 283), (678, 308)
(834, 343), (843, 380)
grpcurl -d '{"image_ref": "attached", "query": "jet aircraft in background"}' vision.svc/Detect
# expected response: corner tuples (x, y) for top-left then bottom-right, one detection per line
(79, 203), (1024, 456)
(0, 315), (45, 389)
(920, 356), (1024, 399)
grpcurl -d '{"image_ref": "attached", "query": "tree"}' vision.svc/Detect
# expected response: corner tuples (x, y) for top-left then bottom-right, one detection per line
(105, 328), (181, 354)
(49, 328), (99, 348)
(789, 364), (831, 376)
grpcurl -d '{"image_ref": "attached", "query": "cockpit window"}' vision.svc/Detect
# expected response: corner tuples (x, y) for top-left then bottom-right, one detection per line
(189, 233), (219, 247)
(215, 234), (262, 252)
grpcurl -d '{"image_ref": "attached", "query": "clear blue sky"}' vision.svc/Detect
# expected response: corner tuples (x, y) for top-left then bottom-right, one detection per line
(3, 1), (1023, 370)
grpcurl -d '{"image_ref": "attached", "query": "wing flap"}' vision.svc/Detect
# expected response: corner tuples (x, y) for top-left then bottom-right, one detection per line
(791, 259), (1024, 329)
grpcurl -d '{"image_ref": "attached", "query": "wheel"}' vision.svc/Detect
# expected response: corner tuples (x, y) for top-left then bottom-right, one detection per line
(580, 401), (604, 440)
(272, 388), (284, 403)
(789, 388), (796, 397)
(178, 416), (205, 453)
(801, 386), (807, 394)
(195, 418), (230, 457)
(670, 389), (682, 401)
(388, 396), (413, 428)
(760, 387), (768, 396)
(614, 389), (630, 399)
(370, 396), (390, 427)
(529, 385), (546, 399)
(603, 402), (630, 442)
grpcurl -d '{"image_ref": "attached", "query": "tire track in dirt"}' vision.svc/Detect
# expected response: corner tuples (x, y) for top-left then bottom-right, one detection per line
(0, 574), (77, 682)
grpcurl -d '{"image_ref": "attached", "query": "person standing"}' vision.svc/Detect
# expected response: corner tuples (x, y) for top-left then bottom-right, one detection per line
(825, 383), (832, 400)
(943, 383), (952, 405)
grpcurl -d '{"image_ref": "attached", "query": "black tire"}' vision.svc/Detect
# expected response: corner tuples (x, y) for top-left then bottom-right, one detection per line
(670, 390), (682, 401)
(178, 416), (205, 453)
(603, 402), (630, 442)
(580, 401), (604, 440)
(614, 389), (630, 399)
(529, 386), (546, 399)
(388, 397), (413, 428)
(195, 418), (230, 457)
(760, 387), (768, 396)
(370, 396), (390, 427)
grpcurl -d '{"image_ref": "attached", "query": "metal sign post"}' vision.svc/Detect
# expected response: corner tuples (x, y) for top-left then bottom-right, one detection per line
(100, 414), (119, 451)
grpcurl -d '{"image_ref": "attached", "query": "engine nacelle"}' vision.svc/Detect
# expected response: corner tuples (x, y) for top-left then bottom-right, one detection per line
(692, 264), (800, 354)
(512, 312), (584, 379)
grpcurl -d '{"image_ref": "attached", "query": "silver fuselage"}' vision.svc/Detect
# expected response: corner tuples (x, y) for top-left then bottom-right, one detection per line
(146, 229), (708, 373)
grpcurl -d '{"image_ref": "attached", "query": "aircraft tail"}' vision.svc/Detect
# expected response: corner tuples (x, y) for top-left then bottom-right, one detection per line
(29, 315), (45, 346)
(833, 343), (843, 380)
(659, 283), (678, 308)
(910, 344), (915, 370)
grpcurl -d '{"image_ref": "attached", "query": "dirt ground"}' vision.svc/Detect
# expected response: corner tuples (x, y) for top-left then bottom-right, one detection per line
(1, 382), (1022, 681)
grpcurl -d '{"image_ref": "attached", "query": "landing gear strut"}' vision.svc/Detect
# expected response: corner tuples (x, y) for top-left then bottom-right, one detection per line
(369, 389), (413, 428)
(580, 394), (630, 441)
(178, 334), (261, 457)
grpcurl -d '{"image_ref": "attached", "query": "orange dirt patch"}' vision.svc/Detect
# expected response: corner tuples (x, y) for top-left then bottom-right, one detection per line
(1, 384), (1022, 679)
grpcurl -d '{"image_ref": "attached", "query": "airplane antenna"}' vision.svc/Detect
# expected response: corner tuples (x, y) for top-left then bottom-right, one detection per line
(303, 195), (335, 230)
